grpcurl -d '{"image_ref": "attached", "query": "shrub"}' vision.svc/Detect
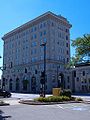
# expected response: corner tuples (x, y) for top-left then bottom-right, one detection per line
(70, 97), (76, 101)
(75, 98), (83, 101)
(34, 96), (71, 102)
(60, 89), (71, 98)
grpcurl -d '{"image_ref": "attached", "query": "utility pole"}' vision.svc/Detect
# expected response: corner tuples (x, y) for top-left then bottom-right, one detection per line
(40, 42), (46, 97)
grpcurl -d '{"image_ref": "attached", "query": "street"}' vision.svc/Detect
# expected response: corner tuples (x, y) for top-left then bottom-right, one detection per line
(0, 93), (90, 120)
(0, 103), (90, 120)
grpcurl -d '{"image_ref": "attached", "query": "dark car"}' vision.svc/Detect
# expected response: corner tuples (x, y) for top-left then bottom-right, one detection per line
(0, 89), (11, 98)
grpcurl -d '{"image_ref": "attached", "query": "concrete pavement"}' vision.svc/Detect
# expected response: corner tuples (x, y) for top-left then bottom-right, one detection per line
(0, 103), (90, 120)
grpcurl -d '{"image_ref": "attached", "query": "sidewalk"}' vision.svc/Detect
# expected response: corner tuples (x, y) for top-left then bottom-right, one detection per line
(3, 99), (20, 105)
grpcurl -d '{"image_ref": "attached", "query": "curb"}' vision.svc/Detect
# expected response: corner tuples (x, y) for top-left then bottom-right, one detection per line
(0, 103), (10, 106)
(82, 101), (90, 104)
(19, 100), (82, 105)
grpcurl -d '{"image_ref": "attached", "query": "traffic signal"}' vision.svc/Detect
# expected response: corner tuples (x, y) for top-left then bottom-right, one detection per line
(40, 71), (45, 84)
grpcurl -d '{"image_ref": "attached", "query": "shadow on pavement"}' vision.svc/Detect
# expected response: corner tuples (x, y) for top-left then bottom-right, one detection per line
(0, 110), (11, 120)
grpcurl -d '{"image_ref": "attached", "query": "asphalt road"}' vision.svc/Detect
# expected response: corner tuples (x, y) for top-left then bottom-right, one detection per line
(0, 103), (90, 120)
(0, 93), (90, 120)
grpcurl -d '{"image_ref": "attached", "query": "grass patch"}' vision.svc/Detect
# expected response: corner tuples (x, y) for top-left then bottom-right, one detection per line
(34, 96), (74, 102)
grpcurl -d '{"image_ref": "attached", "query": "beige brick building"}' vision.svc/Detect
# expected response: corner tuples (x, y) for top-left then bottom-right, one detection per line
(2, 11), (72, 93)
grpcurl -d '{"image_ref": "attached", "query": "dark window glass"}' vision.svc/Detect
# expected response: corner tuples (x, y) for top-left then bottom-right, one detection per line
(52, 22), (54, 26)
(66, 35), (68, 40)
(77, 77), (79, 82)
(66, 43), (68, 47)
(73, 71), (76, 77)
(67, 76), (69, 83)
(83, 71), (85, 76)
(67, 85), (70, 89)
(25, 68), (27, 73)
(67, 50), (69, 55)
(67, 58), (69, 62)
(66, 29), (68, 32)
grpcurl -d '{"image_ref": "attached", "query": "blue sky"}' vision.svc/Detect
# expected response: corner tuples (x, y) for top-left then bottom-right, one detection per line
(0, 0), (90, 78)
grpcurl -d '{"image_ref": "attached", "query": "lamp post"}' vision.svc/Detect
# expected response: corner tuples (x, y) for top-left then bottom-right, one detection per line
(40, 42), (46, 97)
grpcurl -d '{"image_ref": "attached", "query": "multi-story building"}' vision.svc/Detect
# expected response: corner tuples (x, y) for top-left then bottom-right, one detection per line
(71, 62), (90, 93)
(0, 79), (2, 89)
(2, 11), (72, 93)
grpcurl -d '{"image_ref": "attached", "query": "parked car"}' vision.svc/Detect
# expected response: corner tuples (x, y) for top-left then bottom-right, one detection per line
(0, 89), (11, 98)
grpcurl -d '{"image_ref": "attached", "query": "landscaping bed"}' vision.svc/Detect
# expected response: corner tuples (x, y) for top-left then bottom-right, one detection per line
(19, 90), (84, 105)
(19, 96), (83, 105)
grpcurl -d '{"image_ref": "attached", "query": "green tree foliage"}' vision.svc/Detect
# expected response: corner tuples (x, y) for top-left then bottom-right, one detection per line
(66, 34), (90, 68)
(65, 56), (80, 68)
(71, 34), (90, 60)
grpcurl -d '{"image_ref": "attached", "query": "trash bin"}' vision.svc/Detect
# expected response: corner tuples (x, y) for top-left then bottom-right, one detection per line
(52, 88), (61, 96)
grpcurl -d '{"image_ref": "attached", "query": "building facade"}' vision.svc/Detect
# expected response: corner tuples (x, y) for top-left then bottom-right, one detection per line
(70, 63), (90, 93)
(2, 11), (72, 93)
(0, 79), (2, 89)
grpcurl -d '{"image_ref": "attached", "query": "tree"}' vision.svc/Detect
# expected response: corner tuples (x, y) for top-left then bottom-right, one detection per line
(71, 34), (90, 61)
(65, 56), (80, 68)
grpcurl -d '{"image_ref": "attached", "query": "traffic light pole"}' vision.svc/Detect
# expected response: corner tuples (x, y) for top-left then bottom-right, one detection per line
(40, 43), (46, 97)
(43, 43), (46, 97)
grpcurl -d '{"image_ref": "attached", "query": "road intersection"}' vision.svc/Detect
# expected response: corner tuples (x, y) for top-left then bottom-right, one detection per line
(0, 93), (90, 120)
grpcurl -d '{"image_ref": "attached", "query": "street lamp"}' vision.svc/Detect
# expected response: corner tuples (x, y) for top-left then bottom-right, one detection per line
(40, 42), (46, 97)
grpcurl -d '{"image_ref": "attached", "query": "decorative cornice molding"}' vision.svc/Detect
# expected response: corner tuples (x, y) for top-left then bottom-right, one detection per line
(2, 11), (72, 40)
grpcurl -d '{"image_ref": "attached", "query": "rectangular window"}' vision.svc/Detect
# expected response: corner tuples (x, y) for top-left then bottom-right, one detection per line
(40, 56), (44, 60)
(67, 85), (70, 89)
(66, 29), (68, 33)
(73, 71), (76, 77)
(43, 22), (46, 27)
(43, 38), (47, 43)
(40, 24), (42, 29)
(31, 28), (33, 32)
(77, 77), (79, 82)
(31, 42), (37, 47)
(31, 49), (36, 54)
(66, 43), (68, 47)
(52, 22), (54, 26)
(67, 58), (69, 62)
(34, 34), (37, 39)
(43, 30), (46, 35)
(40, 32), (42, 37)
(67, 76), (70, 83)
(66, 35), (68, 40)
(89, 78), (90, 83)
(31, 57), (37, 62)
(67, 50), (69, 55)
(34, 27), (37, 31)
(83, 71), (85, 76)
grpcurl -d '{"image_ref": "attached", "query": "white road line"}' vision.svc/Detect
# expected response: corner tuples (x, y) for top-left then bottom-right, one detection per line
(56, 105), (64, 109)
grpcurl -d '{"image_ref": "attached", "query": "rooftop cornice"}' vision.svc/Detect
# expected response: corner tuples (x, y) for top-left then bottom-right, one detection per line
(2, 11), (72, 40)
